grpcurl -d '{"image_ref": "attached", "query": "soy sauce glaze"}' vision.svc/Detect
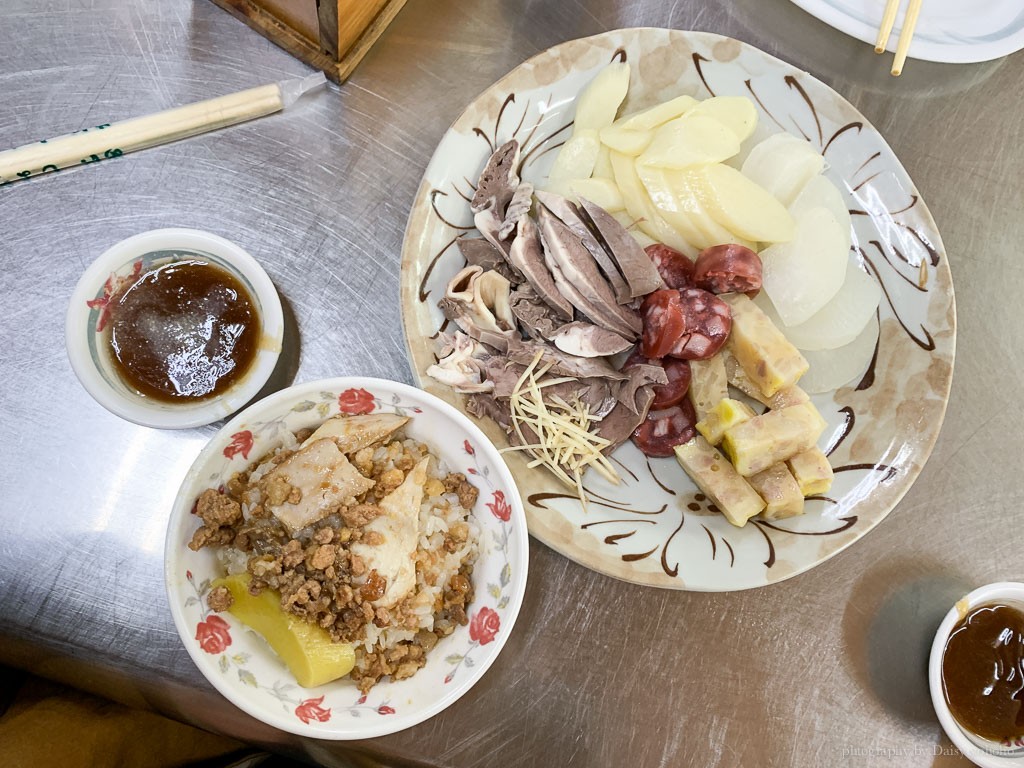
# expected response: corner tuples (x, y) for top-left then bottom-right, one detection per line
(941, 602), (1024, 742)
(107, 259), (259, 402)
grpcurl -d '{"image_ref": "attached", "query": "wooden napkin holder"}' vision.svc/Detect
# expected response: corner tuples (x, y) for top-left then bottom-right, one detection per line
(209, 0), (407, 83)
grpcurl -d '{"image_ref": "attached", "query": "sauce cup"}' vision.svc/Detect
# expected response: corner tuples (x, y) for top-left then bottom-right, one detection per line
(929, 581), (1024, 766)
(66, 228), (283, 429)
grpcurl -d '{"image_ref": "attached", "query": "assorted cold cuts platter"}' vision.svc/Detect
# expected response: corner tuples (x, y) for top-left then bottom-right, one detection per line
(400, 29), (955, 591)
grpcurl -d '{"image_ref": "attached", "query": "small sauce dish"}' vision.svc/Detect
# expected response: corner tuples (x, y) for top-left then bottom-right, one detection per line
(66, 228), (284, 429)
(929, 581), (1024, 767)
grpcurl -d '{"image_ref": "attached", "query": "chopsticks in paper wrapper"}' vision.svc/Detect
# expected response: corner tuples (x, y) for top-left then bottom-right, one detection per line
(0, 72), (326, 186)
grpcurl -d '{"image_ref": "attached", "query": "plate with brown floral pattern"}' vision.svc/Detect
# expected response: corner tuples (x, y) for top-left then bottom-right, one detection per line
(400, 28), (955, 591)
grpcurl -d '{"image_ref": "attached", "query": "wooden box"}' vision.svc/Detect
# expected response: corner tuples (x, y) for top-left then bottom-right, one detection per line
(210, 0), (407, 83)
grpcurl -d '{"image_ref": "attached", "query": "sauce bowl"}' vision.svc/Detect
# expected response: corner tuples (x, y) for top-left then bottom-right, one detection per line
(66, 228), (283, 429)
(929, 581), (1024, 766)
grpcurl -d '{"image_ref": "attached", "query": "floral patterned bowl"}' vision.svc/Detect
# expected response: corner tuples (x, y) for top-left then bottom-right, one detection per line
(164, 377), (529, 738)
(66, 228), (284, 429)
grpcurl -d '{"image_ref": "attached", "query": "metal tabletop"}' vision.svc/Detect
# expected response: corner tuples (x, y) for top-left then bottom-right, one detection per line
(1, 0), (1022, 766)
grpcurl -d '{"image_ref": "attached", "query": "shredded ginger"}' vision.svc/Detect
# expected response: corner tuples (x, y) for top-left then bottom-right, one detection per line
(503, 352), (620, 507)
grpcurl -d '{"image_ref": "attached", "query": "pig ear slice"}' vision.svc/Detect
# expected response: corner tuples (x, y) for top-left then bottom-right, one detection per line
(301, 413), (411, 453)
(577, 196), (665, 299)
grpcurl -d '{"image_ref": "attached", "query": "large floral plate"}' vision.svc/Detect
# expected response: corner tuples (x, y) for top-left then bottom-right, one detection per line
(400, 29), (955, 591)
(165, 378), (528, 738)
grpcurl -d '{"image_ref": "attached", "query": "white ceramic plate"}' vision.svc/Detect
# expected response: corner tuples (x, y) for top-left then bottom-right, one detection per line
(788, 0), (1024, 63)
(165, 378), (529, 738)
(400, 29), (955, 591)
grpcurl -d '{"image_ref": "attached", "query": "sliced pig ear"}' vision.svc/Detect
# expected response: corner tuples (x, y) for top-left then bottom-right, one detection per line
(426, 332), (494, 394)
(577, 197), (664, 298)
(470, 139), (520, 215)
(444, 265), (514, 333)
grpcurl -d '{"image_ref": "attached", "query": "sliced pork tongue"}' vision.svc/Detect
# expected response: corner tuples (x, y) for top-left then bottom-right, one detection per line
(534, 190), (633, 305)
(577, 197), (665, 299)
(535, 207), (641, 340)
(508, 214), (573, 320)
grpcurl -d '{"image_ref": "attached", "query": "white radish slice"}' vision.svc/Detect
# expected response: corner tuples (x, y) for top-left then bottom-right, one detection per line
(688, 96), (758, 143)
(693, 163), (796, 243)
(790, 175), (852, 254)
(741, 133), (824, 207)
(755, 259), (881, 350)
(599, 124), (653, 156)
(610, 150), (698, 256)
(760, 206), (847, 326)
(638, 113), (741, 169)
(611, 211), (657, 247)
(573, 62), (630, 132)
(569, 178), (624, 212)
(546, 129), (601, 182)
(616, 94), (698, 131)
(798, 314), (879, 394)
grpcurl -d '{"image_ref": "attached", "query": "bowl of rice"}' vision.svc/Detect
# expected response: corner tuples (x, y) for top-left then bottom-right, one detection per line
(164, 377), (529, 738)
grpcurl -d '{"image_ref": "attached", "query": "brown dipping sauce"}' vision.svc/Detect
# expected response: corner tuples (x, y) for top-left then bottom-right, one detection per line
(941, 602), (1024, 742)
(107, 259), (260, 402)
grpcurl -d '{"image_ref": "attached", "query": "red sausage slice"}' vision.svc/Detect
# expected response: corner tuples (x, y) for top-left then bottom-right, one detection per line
(667, 288), (732, 361)
(632, 400), (698, 458)
(644, 244), (695, 290)
(623, 351), (692, 409)
(693, 244), (763, 296)
(639, 289), (685, 359)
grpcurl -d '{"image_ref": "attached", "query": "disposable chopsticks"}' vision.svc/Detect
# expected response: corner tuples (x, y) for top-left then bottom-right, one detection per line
(874, 0), (924, 77)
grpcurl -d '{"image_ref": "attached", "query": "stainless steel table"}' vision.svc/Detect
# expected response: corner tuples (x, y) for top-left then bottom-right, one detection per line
(2, 0), (1022, 765)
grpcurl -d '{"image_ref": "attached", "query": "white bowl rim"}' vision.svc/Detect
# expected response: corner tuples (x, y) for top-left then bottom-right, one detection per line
(928, 581), (1024, 767)
(163, 376), (530, 739)
(65, 227), (284, 429)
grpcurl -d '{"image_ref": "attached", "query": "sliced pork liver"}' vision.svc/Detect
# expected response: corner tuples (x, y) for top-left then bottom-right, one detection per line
(508, 214), (573, 320)
(536, 207), (640, 339)
(578, 197), (665, 299)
